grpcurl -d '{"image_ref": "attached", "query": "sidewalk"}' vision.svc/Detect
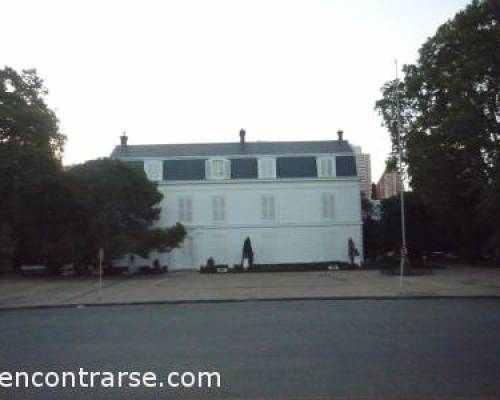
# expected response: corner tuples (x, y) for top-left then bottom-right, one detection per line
(1, 267), (500, 309)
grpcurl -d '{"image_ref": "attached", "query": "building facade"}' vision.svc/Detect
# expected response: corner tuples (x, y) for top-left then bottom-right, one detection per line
(352, 145), (372, 199)
(111, 130), (363, 270)
(376, 169), (402, 199)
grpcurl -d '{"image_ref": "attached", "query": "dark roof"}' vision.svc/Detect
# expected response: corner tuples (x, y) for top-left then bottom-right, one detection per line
(111, 140), (354, 159)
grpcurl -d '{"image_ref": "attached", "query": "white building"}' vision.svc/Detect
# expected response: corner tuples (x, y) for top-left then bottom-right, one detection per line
(111, 130), (363, 270)
(352, 145), (372, 199)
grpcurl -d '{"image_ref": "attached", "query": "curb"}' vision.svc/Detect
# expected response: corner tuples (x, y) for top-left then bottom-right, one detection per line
(1, 295), (500, 312)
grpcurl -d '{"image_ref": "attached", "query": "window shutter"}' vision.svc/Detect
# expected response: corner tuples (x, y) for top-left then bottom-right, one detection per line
(205, 159), (212, 179)
(330, 159), (336, 177)
(326, 159), (333, 176)
(269, 196), (275, 219)
(212, 196), (217, 220)
(321, 193), (328, 218)
(318, 157), (335, 177)
(261, 195), (276, 220)
(319, 159), (325, 177)
(220, 196), (226, 220)
(329, 194), (335, 218)
(321, 193), (335, 219)
(212, 196), (226, 221)
(259, 158), (276, 179)
(224, 159), (231, 179)
(187, 197), (192, 222)
(178, 198), (184, 221)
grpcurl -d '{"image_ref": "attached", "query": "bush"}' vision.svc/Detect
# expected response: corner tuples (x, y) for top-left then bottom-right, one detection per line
(200, 257), (218, 273)
(0, 224), (16, 273)
(232, 264), (244, 272)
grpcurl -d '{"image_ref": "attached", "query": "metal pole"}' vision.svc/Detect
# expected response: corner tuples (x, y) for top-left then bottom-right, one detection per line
(98, 248), (104, 301)
(395, 60), (409, 289)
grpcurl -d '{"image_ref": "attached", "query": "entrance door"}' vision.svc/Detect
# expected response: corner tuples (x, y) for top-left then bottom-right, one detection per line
(175, 236), (194, 269)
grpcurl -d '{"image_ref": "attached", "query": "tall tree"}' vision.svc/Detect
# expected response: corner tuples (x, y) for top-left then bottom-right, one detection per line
(0, 67), (67, 267)
(375, 0), (500, 262)
(379, 193), (443, 260)
(0, 67), (65, 154)
(56, 159), (185, 268)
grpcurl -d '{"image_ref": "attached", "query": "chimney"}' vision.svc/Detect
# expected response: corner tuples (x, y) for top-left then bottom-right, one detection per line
(120, 132), (128, 146)
(337, 129), (344, 142)
(239, 128), (246, 144)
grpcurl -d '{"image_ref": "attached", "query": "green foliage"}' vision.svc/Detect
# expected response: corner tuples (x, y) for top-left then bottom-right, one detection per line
(0, 67), (185, 270)
(371, 183), (378, 200)
(361, 192), (373, 219)
(385, 156), (398, 173)
(62, 158), (185, 265)
(0, 224), (16, 272)
(375, 1), (500, 262)
(136, 223), (187, 257)
(0, 67), (67, 267)
(363, 192), (450, 262)
(379, 193), (442, 260)
(0, 67), (65, 154)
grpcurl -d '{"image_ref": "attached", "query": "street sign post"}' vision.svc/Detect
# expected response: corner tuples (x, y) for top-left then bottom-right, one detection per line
(98, 248), (104, 301)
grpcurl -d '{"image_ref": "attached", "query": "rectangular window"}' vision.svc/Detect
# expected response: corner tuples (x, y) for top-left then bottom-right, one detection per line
(212, 160), (225, 177)
(321, 193), (335, 219)
(336, 155), (357, 177)
(261, 195), (276, 220)
(144, 160), (163, 181)
(178, 196), (193, 222)
(164, 159), (206, 181)
(212, 196), (226, 222)
(206, 159), (230, 180)
(277, 157), (317, 178)
(258, 157), (276, 179)
(317, 157), (335, 177)
(230, 158), (258, 179)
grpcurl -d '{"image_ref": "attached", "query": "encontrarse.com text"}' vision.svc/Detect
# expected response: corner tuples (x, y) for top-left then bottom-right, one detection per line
(0, 369), (221, 389)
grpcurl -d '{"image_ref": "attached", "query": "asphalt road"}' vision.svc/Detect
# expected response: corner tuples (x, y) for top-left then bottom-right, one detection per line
(1, 299), (500, 399)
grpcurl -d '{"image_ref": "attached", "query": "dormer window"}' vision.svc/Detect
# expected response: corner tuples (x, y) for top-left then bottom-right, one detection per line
(206, 158), (230, 180)
(317, 157), (336, 178)
(258, 157), (276, 179)
(144, 160), (163, 181)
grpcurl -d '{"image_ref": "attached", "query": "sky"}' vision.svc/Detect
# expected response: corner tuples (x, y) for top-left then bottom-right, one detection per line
(1, 0), (472, 181)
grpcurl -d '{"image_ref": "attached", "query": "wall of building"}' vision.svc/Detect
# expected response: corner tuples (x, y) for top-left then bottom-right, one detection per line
(352, 146), (372, 199)
(376, 170), (401, 199)
(154, 179), (363, 269)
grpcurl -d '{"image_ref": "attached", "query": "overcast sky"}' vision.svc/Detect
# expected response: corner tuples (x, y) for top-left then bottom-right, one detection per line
(2, 0), (471, 180)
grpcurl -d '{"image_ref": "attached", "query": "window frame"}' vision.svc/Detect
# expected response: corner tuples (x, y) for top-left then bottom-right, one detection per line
(144, 159), (164, 181)
(178, 196), (193, 223)
(317, 156), (336, 178)
(258, 157), (277, 179)
(211, 195), (226, 222)
(261, 194), (276, 221)
(321, 192), (335, 220)
(206, 158), (230, 180)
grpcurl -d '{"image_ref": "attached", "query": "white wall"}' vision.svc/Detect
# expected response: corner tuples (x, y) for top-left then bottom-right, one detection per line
(156, 179), (363, 269)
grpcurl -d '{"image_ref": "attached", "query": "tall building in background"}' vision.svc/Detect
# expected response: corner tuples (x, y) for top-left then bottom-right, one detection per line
(352, 146), (372, 199)
(376, 169), (402, 199)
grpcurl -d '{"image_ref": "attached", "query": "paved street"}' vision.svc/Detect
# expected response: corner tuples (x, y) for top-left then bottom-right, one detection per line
(1, 299), (500, 399)
(1, 267), (500, 309)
